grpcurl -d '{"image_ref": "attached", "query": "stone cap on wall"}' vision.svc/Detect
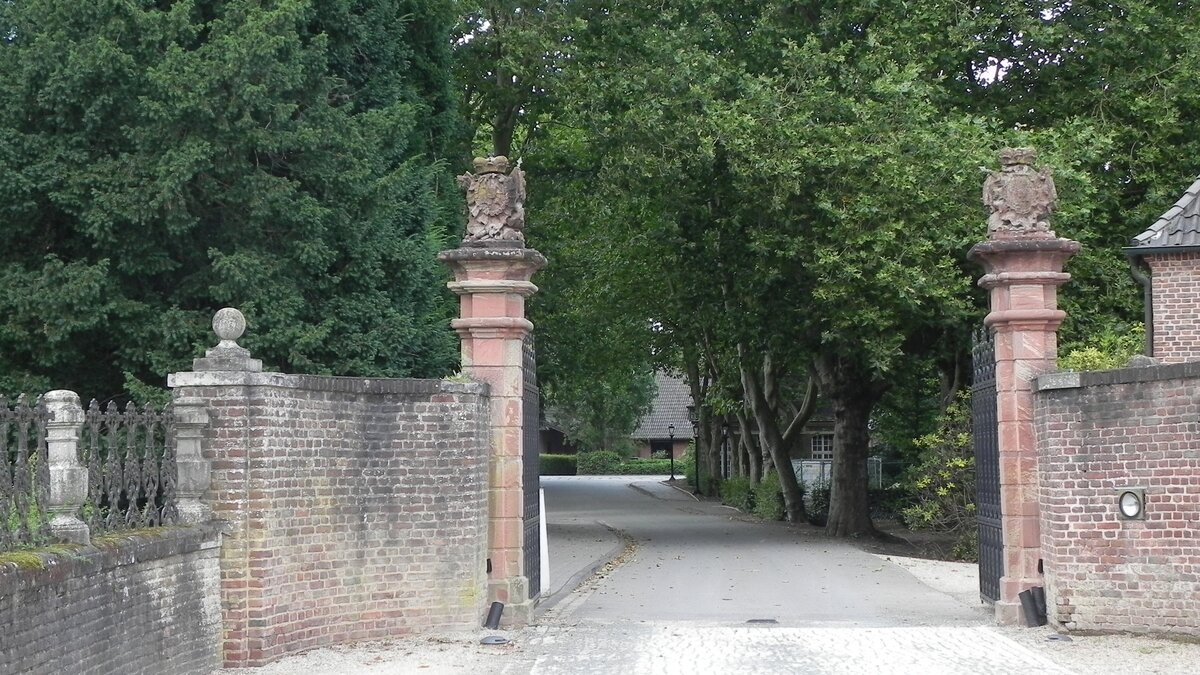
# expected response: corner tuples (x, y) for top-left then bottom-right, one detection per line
(167, 370), (488, 396)
(1035, 360), (1200, 392)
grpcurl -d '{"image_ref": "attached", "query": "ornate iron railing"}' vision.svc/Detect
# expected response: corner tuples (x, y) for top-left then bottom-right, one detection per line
(522, 335), (541, 599)
(972, 326), (1002, 603)
(0, 395), (51, 550)
(81, 401), (178, 533)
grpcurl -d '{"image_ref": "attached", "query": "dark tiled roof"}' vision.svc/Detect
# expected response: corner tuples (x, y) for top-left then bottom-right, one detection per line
(1127, 176), (1200, 253)
(632, 371), (695, 440)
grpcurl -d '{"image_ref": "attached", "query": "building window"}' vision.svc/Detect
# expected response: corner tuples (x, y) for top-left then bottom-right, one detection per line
(810, 434), (834, 460)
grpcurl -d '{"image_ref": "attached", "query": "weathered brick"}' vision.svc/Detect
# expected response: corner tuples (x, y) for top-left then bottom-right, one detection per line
(1035, 363), (1200, 637)
(0, 526), (222, 675)
(172, 375), (491, 668)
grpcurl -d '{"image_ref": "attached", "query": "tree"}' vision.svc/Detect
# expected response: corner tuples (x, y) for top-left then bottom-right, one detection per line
(0, 0), (463, 400)
(452, 1), (1200, 536)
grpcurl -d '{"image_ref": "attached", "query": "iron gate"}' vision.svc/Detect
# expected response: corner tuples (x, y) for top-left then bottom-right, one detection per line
(972, 327), (1002, 603)
(522, 335), (541, 599)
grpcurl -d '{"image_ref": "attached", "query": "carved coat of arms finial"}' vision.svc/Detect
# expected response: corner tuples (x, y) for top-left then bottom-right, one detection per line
(457, 156), (526, 245)
(983, 148), (1057, 239)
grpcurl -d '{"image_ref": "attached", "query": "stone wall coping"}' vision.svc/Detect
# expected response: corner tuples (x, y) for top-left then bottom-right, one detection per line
(1035, 360), (1200, 392)
(167, 371), (489, 396)
(0, 523), (221, 597)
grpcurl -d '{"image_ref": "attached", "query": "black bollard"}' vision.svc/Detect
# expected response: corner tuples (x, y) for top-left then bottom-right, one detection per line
(1018, 589), (1047, 627)
(1031, 586), (1048, 618)
(484, 601), (504, 629)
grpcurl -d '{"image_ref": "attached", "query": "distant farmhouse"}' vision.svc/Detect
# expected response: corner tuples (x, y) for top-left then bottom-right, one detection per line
(631, 372), (836, 464)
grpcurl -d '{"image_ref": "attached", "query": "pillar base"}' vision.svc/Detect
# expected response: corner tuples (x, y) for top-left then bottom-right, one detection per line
(995, 599), (1025, 626)
(175, 501), (213, 525)
(48, 515), (90, 545)
(487, 577), (536, 627)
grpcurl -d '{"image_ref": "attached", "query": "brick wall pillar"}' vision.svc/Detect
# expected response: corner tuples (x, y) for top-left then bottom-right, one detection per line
(167, 308), (263, 666)
(971, 148), (1080, 624)
(439, 244), (545, 623)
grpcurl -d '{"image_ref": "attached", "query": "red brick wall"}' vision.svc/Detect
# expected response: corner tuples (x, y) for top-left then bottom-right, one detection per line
(0, 526), (221, 675)
(1035, 363), (1200, 636)
(1147, 252), (1200, 363)
(170, 374), (490, 667)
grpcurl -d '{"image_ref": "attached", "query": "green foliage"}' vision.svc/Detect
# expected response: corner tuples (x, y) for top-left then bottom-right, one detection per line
(720, 476), (755, 512)
(806, 480), (832, 526)
(752, 471), (786, 522)
(569, 452), (676, 476)
(575, 450), (623, 475)
(898, 391), (977, 559)
(1059, 323), (1145, 371)
(0, 0), (462, 400)
(680, 445), (697, 487)
(543, 369), (656, 454)
(615, 458), (673, 475)
(539, 453), (576, 476)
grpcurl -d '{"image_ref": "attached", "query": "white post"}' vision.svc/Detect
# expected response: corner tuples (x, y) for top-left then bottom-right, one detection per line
(44, 390), (89, 545)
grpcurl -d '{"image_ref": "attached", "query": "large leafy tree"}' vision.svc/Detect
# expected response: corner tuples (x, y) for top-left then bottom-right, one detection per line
(455, 1), (1200, 537)
(0, 0), (463, 400)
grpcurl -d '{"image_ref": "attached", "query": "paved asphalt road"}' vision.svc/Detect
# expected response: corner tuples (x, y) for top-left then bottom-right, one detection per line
(505, 477), (1069, 674)
(540, 476), (987, 626)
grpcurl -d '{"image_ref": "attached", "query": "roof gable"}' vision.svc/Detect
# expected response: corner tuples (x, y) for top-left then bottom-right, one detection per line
(632, 371), (694, 440)
(1127, 175), (1200, 253)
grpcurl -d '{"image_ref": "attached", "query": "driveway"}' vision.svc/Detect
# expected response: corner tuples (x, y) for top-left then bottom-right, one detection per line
(224, 476), (1200, 674)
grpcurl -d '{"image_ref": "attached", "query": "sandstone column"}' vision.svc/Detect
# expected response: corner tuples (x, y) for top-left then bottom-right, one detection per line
(440, 157), (545, 624)
(970, 148), (1079, 624)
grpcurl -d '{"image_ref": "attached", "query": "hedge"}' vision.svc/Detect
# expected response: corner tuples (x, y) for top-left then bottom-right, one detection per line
(540, 454), (577, 476)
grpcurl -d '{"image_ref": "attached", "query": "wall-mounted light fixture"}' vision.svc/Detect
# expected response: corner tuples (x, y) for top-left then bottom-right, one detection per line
(1116, 487), (1147, 520)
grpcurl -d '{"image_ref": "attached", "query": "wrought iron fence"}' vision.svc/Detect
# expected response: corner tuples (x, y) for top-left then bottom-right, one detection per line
(81, 401), (178, 534)
(1, 395), (51, 550)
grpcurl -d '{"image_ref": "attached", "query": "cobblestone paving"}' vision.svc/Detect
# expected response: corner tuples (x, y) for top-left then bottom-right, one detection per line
(503, 621), (1075, 675)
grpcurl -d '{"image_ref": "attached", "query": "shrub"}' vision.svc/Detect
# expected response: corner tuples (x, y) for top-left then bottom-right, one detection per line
(540, 454), (577, 476)
(1059, 323), (1144, 371)
(720, 476), (755, 512)
(898, 390), (977, 559)
(680, 445), (696, 486)
(806, 479), (831, 526)
(753, 471), (787, 521)
(616, 458), (673, 474)
(576, 450), (624, 475)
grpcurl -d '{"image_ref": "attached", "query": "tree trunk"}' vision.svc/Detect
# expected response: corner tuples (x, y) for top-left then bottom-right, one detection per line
(735, 410), (761, 483)
(815, 353), (887, 538)
(739, 351), (815, 523)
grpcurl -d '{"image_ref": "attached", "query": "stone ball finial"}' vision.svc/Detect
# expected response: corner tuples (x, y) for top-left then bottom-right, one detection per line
(213, 308), (246, 345)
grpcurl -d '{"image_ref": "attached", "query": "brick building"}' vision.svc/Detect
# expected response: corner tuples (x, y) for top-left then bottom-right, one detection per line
(1125, 174), (1200, 363)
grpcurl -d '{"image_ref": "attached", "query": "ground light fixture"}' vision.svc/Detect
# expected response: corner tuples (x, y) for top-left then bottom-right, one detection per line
(1117, 487), (1147, 520)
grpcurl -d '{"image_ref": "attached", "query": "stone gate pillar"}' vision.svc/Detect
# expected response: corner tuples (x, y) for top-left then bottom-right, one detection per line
(969, 148), (1079, 624)
(439, 156), (545, 624)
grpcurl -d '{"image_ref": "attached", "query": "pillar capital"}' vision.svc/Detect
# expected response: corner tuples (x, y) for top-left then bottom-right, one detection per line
(969, 238), (1080, 277)
(438, 244), (547, 283)
(969, 238), (1079, 336)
